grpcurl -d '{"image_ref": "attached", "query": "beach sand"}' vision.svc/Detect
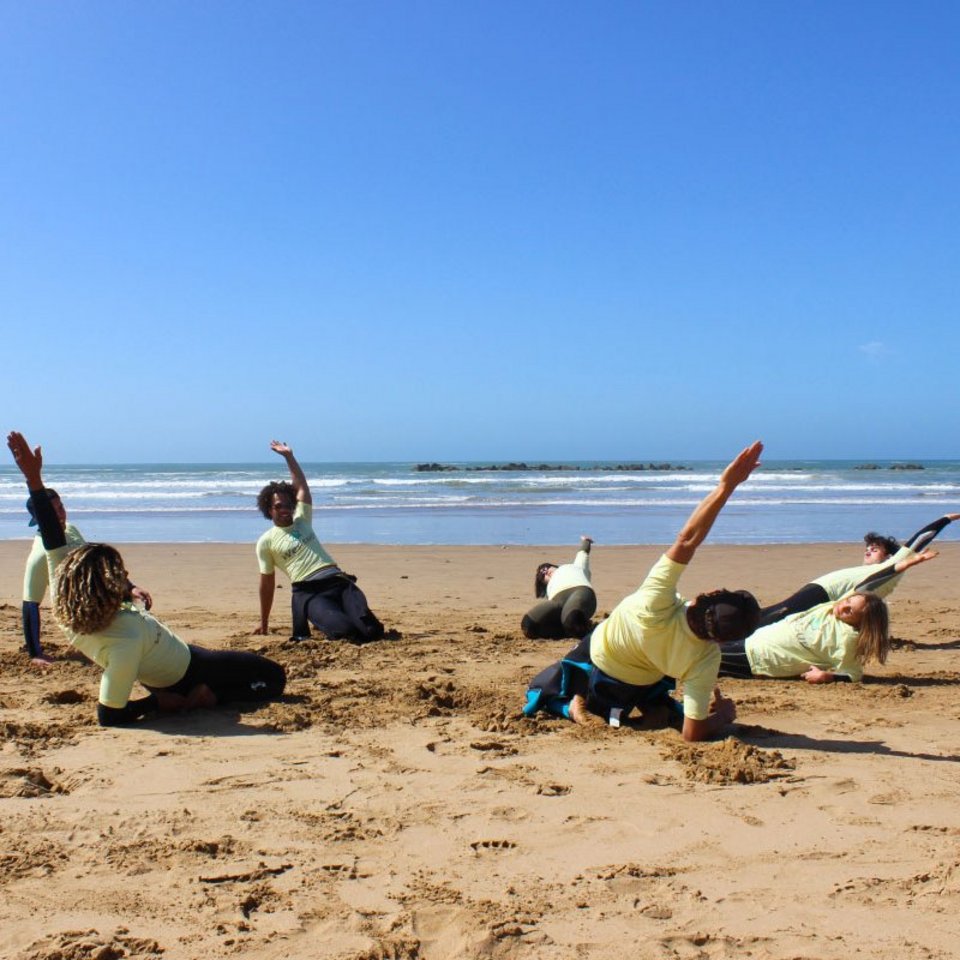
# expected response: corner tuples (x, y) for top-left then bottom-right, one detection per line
(1, 540), (959, 960)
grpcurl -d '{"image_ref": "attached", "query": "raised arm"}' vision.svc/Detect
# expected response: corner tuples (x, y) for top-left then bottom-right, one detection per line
(7, 432), (66, 551)
(666, 441), (763, 565)
(855, 549), (939, 593)
(902, 514), (959, 553)
(271, 440), (311, 504)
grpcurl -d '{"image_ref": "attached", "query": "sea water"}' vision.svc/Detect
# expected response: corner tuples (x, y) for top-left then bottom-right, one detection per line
(1, 460), (958, 545)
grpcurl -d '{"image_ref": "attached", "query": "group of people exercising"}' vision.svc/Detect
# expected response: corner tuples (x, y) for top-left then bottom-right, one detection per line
(9, 433), (954, 739)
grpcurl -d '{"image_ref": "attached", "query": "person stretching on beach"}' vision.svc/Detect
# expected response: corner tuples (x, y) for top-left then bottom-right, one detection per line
(757, 513), (958, 628)
(21, 488), (153, 667)
(254, 441), (386, 643)
(717, 549), (937, 684)
(8, 432), (286, 726)
(522, 536), (597, 640)
(524, 441), (764, 742)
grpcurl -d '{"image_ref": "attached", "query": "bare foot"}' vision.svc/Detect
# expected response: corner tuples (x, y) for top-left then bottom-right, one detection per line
(185, 684), (217, 710)
(569, 694), (594, 725)
(29, 655), (55, 669)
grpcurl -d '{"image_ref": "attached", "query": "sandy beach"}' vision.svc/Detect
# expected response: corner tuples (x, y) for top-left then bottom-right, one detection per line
(1, 539), (959, 960)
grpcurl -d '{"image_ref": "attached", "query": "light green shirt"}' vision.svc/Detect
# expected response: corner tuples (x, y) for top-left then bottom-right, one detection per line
(256, 501), (336, 582)
(23, 523), (85, 602)
(745, 601), (862, 682)
(590, 553), (720, 721)
(545, 548), (592, 599)
(811, 546), (910, 601)
(45, 544), (190, 707)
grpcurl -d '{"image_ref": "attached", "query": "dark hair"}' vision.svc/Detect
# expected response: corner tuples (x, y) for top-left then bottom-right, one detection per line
(257, 481), (297, 519)
(863, 532), (900, 558)
(692, 589), (761, 643)
(534, 563), (557, 598)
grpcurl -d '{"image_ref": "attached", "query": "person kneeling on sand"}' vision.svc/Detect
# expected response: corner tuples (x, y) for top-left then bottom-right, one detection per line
(254, 440), (386, 643)
(522, 536), (597, 640)
(8, 432), (286, 727)
(524, 442), (764, 742)
(717, 550), (937, 684)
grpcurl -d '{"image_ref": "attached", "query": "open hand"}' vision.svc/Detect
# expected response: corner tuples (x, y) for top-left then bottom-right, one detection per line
(720, 441), (763, 490)
(7, 432), (43, 486)
(269, 440), (293, 458)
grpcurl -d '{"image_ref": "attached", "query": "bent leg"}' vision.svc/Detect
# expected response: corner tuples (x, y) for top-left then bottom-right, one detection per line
(182, 644), (287, 703)
(559, 587), (597, 638)
(521, 599), (564, 639)
(339, 582), (385, 642)
(304, 586), (361, 640)
(758, 583), (829, 627)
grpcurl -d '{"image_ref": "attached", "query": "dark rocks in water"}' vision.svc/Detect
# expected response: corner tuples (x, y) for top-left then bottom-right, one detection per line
(413, 462), (690, 473)
(854, 464), (881, 471)
(854, 463), (925, 471)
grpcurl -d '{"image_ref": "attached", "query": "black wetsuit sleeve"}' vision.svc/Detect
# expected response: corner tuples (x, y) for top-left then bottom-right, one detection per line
(30, 488), (67, 551)
(97, 694), (159, 727)
(854, 562), (902, 593)
(903, 515), (953, 553)
(22, 601), (42, 658)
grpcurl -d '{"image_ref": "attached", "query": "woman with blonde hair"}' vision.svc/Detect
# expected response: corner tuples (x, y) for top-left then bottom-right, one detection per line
(8, 432), (286, 726)
(716, 550), (935, 683)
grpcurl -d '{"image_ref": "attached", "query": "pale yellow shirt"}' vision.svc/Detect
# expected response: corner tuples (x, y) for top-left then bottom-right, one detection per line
(590, 553), (721, 720)
(256, 502), (336, 583)
(23, 523), (85, 602)
(745, 601), (862, 682)
(545, 548), (592, 599)
(811, 546), (910, 601)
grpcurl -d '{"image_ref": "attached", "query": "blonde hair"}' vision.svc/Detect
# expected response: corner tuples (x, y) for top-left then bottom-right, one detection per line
(53, 543), (129, 635)
(853, 591), (891, 665)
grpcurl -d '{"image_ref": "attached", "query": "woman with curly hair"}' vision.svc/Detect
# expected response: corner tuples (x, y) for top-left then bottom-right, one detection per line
(7, 432), (286, 727)
(716, 549), (936, 683)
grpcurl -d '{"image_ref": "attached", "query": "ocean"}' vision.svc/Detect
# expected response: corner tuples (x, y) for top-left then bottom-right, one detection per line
(1, 459), (958, 546)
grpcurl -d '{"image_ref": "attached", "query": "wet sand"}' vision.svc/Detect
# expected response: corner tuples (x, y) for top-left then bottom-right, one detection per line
(1, 540), (959, 960)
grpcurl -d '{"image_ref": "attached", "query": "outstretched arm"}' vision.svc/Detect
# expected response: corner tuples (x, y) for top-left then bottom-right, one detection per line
(902, 514), (959, 553)
(667, 442), (763, 565)
(271, 440), (311, 504)
(855, 549), (939, 593)
(255, 572), (276, 634)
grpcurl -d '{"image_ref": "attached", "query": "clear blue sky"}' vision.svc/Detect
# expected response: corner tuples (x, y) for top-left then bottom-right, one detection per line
(2, 1), (957, 463)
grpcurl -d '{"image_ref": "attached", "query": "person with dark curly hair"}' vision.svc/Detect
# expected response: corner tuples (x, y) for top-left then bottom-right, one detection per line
(7, 432), (286, 727)
(254, 441), (386, 643)
(524, 442), (764, 741)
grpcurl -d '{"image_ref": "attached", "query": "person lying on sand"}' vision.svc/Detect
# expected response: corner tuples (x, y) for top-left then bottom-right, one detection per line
(254, 440), (386, 643)
(21, 487), (152, 668)
(524, 442), (764, 742)
(757, 513), (958, 628)
(8, 431), (286, 726)
(718, 550), (936, 684)
(521, 535), (597, 640)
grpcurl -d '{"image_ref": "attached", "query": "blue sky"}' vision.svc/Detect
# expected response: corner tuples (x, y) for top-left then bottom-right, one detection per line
(2, 1), (957, 463)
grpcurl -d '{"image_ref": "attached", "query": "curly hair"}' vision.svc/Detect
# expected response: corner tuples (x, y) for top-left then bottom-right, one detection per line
(853, 591), (891, 665)
(863, 531), (900, 558)
(257, 481), (297, 519)
(53, 543), (130, 635)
